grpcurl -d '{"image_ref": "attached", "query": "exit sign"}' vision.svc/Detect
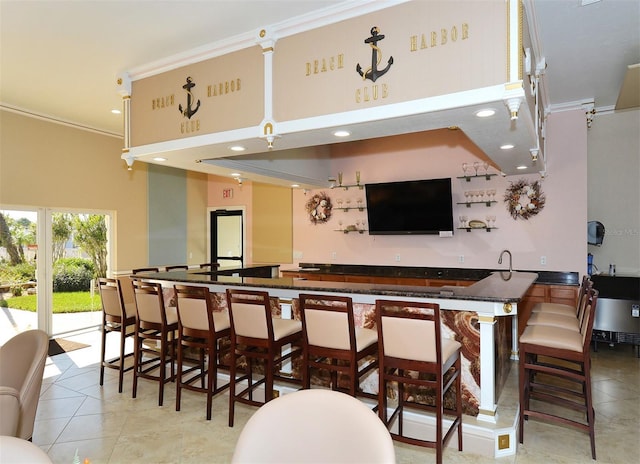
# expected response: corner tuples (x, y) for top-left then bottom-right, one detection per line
(223, 188), (233, 199)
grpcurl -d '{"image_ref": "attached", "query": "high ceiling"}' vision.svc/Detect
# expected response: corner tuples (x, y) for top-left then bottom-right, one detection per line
(1, 0), (638, 184)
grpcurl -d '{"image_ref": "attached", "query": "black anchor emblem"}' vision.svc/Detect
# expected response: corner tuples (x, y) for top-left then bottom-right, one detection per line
(178, 77), (201, 119)
(356, 27), (394, 82)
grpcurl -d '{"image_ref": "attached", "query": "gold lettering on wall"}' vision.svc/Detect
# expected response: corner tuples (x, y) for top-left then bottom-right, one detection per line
(207, 78), (242, 97)
(151, 95), (175, 110)
(355, 84), (388, 103)
(305, 54), (344, 76)
(180, 119), (200, 134)
(409, 23), (469, 52)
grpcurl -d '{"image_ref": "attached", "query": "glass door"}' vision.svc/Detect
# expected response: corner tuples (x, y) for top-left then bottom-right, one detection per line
(0, 209), (38, 344)
(209, 209), (244, 269)
(50, 211), (109, 336)
(0, 208), (111, 340)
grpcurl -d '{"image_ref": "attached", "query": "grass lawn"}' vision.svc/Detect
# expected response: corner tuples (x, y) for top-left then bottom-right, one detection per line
(3, 291), (102, 313)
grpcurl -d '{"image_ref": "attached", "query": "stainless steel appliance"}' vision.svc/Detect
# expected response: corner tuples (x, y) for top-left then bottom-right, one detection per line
(591, 274), (640, 356)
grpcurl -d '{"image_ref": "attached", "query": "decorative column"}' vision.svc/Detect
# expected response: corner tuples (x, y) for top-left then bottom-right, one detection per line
(116, 73), (134, 169)
(478, 314), (498, 422)
(257, 28), (279, 150)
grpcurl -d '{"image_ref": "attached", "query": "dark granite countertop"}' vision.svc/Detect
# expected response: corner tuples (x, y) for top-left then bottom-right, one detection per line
(282, 263), (578, 286)
(134, 268), (538, 304)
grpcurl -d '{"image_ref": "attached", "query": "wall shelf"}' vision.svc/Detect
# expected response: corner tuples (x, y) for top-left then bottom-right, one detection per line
(456, 174), (497, 182)
(457, 201), (497, 208)
(334, 207), (366, 212)
(457, 227), (497, 232)
(331, 183), (364, 191)
(336, 229), (367, 234)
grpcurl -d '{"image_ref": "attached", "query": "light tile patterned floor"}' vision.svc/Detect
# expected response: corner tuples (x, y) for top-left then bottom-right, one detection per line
(20, 329), (640, 463)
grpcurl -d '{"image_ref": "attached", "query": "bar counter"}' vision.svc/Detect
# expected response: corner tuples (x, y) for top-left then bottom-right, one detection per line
(135, 266), (537, 424)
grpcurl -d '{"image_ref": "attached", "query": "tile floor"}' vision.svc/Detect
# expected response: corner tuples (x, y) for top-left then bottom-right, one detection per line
(15, 328), (640, 463)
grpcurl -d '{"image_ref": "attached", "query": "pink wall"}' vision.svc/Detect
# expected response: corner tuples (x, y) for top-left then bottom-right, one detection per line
(291, 110), (587, 275)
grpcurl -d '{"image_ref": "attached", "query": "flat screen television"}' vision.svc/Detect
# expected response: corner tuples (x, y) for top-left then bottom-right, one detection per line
(365, 178), (454, 235)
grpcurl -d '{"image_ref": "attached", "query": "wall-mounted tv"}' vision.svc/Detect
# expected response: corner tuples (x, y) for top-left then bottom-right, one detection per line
(365, 178), (454, 235)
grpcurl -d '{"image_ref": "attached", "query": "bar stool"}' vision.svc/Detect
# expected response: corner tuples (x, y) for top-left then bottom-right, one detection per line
(174, 284), (231, 420)
(166, 265), (189, 271)
(375, 299), (463, 464)
(519, 288), (599, 459)
(98, 277), (136, 393)
(131, 279), (178, 406)
(225, 288), (303, 427)
(298, 293), (378, 398)
(132, 267), (160, 274)
(531, 275), (591, 316)
(199, 263), (220, 269)
(527, 285), (592, 332)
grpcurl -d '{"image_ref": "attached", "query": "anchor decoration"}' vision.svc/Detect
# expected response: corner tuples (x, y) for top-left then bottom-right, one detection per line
(356, 27), (394, 82)
(178, 76), (201, 119)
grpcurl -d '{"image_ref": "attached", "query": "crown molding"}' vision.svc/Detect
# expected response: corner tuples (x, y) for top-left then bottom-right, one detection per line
(0, 103), (122, 139)
(127, 0), (408, 81)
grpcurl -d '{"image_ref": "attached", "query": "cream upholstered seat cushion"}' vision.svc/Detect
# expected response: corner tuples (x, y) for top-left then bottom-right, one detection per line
(232, 389), (395, 463)
(232, 301), (301, 340)
(531, 302), (576, 316)
(123, 302), (136, 319)
(519, 324), (584, 352)
(355, 327), (378, 351)
(175, 297), (230, 332)
(272, 318), (302, 341)
(165, 306), (179, 325)
(232, 301), (269, 338)
(304, 309), (378, 351)
(381, 315), (461, 363)
(305, 309), (349, 349)
(526, 311), (580, 331)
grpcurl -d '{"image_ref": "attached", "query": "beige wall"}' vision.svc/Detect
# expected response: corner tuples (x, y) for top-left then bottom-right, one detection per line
(0, 110), (148, 272)
(252, 183), (292, 263)
(186, 170), (209, 265)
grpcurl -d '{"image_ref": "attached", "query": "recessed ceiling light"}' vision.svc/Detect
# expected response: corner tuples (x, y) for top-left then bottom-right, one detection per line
(500, 144), (514, 150)
(333, 130), (351, 137)
(475, 109), (495, 118)
(516, 165), (527, 170)
(291, 184), (300, 188)
(153, 157), (167, 162)
(230, 145), (246, 152)
(111, 109), (121, 114)
(231, 172), (241, 177)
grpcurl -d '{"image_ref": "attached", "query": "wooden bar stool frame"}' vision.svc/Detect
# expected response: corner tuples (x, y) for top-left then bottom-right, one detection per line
(226, 289), (303, 427)
(166, 265), (189, 271)
(98, 277), (136, 393)
(376, 299), (463, 464)
(131, 267), (160, 274)
(131, 279), (178, 406)
(519, 288), (599, 459)
(299, 293), (378, 398)
(174, 284), (231, 420)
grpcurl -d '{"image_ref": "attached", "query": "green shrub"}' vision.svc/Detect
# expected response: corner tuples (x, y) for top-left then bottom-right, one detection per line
(0, 262), (36, 284)
(53, 258), (95, 292)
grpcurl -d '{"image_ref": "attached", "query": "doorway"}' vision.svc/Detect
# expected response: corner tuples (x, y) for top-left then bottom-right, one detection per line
(0, 207), (111, 339)
(209, 208), (244, 268)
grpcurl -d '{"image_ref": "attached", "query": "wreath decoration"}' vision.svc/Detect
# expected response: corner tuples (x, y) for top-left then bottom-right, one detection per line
(504, 179), (546, 220)
(305, 192), (333, 224)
